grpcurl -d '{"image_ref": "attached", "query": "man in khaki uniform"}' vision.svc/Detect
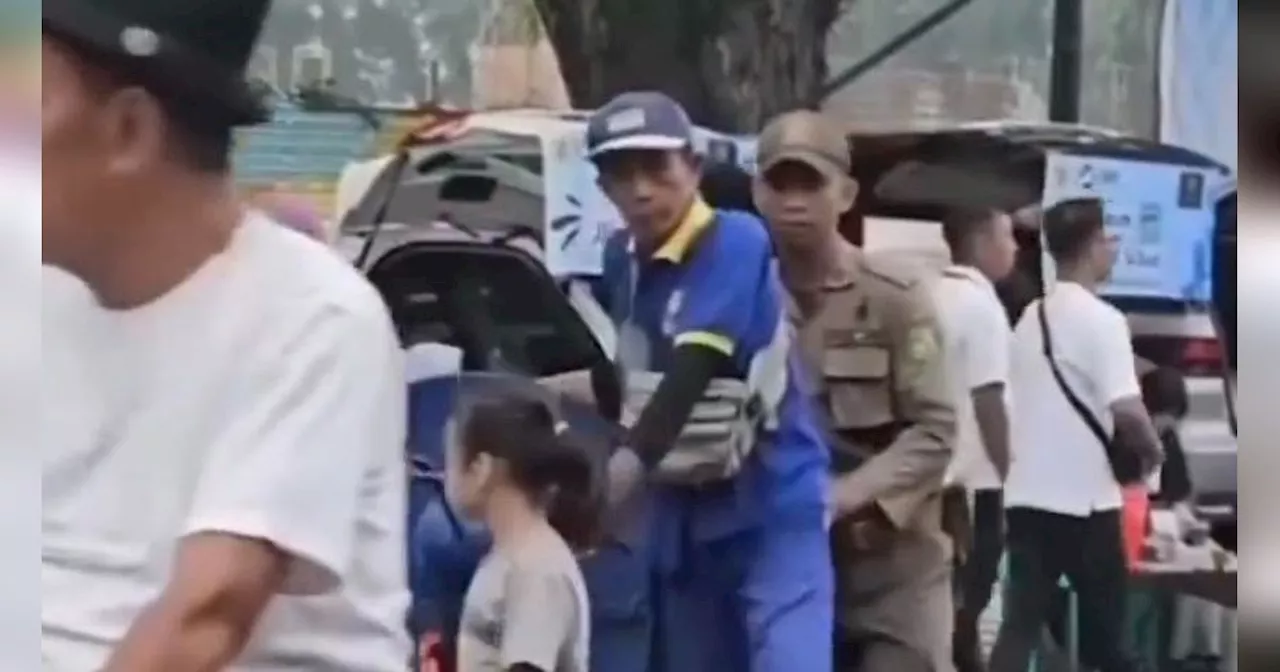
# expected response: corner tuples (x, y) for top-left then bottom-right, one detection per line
(752, 110), (957, 672)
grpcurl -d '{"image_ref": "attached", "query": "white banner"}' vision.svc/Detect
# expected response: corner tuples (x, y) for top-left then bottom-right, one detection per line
(1159, 0), (1237, 172)
(1041, 153), (1216, 302)
(540, 129), (623, 277)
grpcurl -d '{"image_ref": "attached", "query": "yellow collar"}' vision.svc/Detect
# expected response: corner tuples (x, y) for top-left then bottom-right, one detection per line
(651, 198), (715, 263)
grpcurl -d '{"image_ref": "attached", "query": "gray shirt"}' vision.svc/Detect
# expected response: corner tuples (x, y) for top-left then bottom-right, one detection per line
(457, 527), (589, 672)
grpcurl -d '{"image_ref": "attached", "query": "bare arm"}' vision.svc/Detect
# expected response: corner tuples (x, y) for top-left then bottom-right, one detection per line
(972, 382), (1011, 481)
(1112, 396), (1165, 474)
(105, 304), (404, 669)
(1097, 310), (1164, 476)
(103, 535), (288, 672)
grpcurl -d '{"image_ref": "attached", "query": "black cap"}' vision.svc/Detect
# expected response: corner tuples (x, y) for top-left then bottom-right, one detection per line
(42, 0), (273, 126)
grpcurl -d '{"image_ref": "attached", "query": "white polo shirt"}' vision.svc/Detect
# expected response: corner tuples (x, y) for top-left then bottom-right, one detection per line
(42, 214), (411, 671)
(1003, 282), (1142, 517)
(935, 265), (1013, 492)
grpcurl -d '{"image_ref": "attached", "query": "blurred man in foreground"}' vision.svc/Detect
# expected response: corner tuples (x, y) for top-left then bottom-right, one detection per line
(41, 1), (409, 669)
(753, 110), (956, 671)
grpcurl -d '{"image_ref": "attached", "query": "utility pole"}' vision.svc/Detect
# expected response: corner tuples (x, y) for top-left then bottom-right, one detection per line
(1048, 0), (1084, 123)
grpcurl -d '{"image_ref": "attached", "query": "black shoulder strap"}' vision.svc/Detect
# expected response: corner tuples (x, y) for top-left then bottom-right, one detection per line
(1037, 300), (1112, 449)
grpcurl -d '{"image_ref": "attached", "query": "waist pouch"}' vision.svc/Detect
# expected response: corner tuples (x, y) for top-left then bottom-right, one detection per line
(623, 374), (766, 485)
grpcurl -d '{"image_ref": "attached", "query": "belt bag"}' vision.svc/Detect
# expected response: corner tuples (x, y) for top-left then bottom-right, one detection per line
(611, 232), (790, 486)
(623, 374), (765, 485)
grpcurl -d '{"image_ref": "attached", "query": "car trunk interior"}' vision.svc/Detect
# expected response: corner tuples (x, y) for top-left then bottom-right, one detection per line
(368, 242), (603, 377)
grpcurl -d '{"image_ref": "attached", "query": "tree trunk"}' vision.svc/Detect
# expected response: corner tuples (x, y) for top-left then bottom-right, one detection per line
(533, 0), (847, 132)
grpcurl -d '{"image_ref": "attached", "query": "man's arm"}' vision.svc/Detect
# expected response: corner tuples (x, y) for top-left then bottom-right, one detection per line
(102, 535), (288, 672)
(1097, 311), (1164, 474)
(972, 384), (1011, 481)
(969, 297), (1013, 481)
(105, 302), (405, 672)
(831, 282), (956, 527)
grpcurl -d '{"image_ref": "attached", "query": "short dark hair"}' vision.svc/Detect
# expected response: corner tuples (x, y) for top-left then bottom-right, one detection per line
(700, 162), (757, 214)
(941, 206), (1001, 257)
(1042, 198), (1105, 264)
(61, 38), (235, 173)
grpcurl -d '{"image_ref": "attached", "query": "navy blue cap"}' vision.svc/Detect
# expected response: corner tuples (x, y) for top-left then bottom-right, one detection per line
(585, 91), (694, 159)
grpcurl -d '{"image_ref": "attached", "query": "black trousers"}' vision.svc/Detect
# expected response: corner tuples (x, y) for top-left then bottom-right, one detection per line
(989, 507), (1137, 672)
(953, 489), (1005, 672)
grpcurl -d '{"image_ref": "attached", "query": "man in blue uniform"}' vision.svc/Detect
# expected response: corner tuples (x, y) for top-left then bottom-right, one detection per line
(587, 92), (833, 672)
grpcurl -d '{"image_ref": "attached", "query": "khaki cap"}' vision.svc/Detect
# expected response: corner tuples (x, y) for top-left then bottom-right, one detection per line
(757, 110), (851, 177)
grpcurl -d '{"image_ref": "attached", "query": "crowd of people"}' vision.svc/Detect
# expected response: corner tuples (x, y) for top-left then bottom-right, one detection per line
(39, 2), (1225, 672)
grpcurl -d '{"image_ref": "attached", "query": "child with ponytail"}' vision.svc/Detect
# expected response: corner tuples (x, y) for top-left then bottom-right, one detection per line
(446, 390), (599, 672)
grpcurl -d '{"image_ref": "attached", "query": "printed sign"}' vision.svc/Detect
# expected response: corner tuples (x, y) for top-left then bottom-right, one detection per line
(540, 125), (760, 277)
(541, 130), (623, 277)
(1041, 153), (1217, 302)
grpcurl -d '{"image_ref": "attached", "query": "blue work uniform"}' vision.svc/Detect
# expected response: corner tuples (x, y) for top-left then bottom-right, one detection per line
(599, 199), (834, 672)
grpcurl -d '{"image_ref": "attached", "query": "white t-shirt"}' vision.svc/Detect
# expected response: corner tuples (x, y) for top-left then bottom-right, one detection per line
(42, 214), (411, 671)
(1003, 282), (1142, 517)
(935, 265), (1012, 491)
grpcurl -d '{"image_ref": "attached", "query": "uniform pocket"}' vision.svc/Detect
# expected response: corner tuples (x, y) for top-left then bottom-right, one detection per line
(580, 542), (651, 621)
(822, 345), (895, 428)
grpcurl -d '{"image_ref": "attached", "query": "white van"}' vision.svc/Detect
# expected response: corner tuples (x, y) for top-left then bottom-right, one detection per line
(844, 121), (1236, 523)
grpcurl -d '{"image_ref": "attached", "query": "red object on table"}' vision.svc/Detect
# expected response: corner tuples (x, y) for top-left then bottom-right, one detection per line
(1122, 485), (1151, 570)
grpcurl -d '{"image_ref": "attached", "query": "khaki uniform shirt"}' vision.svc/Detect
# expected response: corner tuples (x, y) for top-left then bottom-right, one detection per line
(797, 243), (957, 668)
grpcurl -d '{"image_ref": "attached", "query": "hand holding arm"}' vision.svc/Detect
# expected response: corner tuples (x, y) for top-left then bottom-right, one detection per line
(831, 283), (956, 527)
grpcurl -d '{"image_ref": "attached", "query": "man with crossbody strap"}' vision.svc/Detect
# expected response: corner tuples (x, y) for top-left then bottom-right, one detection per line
(587, 93), (833, 672)
(990, 198), (1163, 672)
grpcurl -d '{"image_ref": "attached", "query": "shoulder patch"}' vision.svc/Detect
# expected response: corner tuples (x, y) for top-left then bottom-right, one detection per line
(860, 252), (919, 291)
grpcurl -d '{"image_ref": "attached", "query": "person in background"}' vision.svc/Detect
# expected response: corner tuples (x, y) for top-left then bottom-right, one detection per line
(1139, 364), (1193, 506)
(989, 198), (1163, 672)
(1136, 364), (1231, 670)
(589, 92), (833, 672)
(41, 1), (410, 670)
(699, 160), (759, 215)
(935, 207), (1018, 672)
(752, 109), (956, 672)
(448, 392), (596, 672)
